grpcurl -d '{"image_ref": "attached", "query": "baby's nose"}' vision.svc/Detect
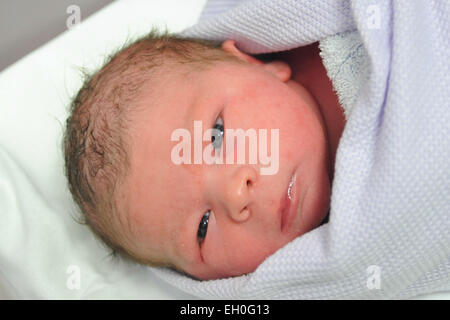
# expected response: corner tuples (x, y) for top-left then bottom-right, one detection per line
(223, 166), (256, 222)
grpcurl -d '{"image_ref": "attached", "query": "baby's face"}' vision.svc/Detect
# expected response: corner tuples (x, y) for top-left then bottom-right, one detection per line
(123, 52), (331, 280)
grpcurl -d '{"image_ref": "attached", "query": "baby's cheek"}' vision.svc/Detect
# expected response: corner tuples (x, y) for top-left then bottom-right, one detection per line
(200, 213), (232, 276)
(202, 216), (279, 277)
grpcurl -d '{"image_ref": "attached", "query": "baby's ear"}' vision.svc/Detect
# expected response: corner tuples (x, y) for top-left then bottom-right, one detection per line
(221, 39), (291, 82)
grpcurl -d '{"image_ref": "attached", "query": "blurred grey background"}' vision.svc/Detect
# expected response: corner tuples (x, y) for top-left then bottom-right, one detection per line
(0, 0), (115, 72)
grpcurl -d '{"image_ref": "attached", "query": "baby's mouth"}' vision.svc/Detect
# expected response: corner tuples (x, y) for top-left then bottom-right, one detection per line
(287, 173), (296, 200)
(279, 169), (300, 232)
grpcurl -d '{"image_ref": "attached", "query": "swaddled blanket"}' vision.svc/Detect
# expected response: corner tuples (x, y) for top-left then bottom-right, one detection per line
(151, 0), (450, 299)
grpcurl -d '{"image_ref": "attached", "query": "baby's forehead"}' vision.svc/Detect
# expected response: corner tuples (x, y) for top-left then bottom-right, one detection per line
(131, 69), (200, 124)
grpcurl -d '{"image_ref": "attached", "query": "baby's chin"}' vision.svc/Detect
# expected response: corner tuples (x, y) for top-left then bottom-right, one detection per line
(186, 266), (244, 281)
(184, 247), (274, 281)
(187, 238), (297, 281)
(188, 214), (331, 281)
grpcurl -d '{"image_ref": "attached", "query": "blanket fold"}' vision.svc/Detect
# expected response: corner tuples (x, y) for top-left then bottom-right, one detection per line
(151, 0), (450, 299)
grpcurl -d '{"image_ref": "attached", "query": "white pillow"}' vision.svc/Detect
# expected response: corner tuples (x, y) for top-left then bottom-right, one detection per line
(0, 0), (206, 299)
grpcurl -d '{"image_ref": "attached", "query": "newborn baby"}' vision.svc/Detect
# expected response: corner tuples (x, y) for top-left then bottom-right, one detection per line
(64, 30), (345, 280)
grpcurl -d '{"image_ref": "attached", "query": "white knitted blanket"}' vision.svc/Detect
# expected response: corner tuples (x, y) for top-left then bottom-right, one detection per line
(151, 0), (450, 299)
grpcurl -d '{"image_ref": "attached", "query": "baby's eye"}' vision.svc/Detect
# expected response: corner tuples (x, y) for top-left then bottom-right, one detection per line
(211, 115), (224, 150)
(197, 210), (210, 245)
